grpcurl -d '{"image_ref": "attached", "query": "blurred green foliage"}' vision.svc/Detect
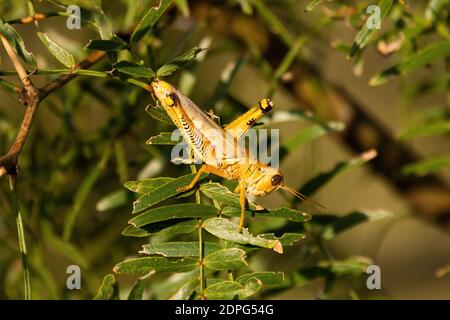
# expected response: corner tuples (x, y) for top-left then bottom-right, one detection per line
(0, 0), (449, 300)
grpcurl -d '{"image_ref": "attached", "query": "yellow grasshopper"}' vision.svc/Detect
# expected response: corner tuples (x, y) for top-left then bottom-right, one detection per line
(150, 79), (317, 231)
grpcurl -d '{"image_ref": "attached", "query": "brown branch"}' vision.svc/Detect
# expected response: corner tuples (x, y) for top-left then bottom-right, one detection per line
(0, 51), (107, 176)
(0, 34), (33, 88)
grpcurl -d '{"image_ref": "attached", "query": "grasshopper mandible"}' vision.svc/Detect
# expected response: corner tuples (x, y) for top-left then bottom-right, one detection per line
(150, 79), (317, 231)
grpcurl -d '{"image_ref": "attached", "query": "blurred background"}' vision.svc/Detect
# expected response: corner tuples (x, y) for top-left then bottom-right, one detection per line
(0, 0), (449, 299)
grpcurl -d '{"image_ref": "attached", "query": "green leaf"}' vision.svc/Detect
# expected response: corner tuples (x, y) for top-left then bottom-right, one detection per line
(63, 146), (111, 241)
(293, 257), (371, 287)
(96, 189), (128, 211)
(93, 6), (113, 40)
(204, 248), (247, 270)
(280, 122), (345, 160)
(370, 41), (450, 86)
(174, 0), (190, 16)
(145, 105), (174, 125)
(238, 277), (263, 299)
(41, 221), (88, 268)
(169, 279), (198, 300)
(260, 233), (306, 246)
(123, 219), (198, 237)
(236, 272), (285, 286)
(113, 257), (198, 276)
(124, 177), (174, 194)
(113, 60), (156, 79)
(127, 279), (149, 300)
(204, 281), (242, 300)
(348, 0), (394, 58)
(141, 242), (220, 257)
(0, 19), (36, 69)
(221, 206), (311, 223)
(48, 0), (97, 9)
(146, 132), (180, 145)
(37, 32), (75, 68)
(131, 0), (172, 44)
(94, 274), (119, 300)
(132, 173), (207, 213)
(157, 47), (204, 77)
(400, 122), (450, 140)
(200, 182), (260, 211)
(425, 0), (450, 22)
(85, 39), (126, 51)
(401, 155), (450, 177)
(203, 218), (283, 254)
(299, 149), (377, 197)
(204, 278), (262, 300)
(313, 209), (393, 240)
(305, 0), (333, 12)
(130, 203), (218, 227)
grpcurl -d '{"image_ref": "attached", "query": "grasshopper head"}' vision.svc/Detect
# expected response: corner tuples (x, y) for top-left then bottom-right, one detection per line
(151, 79), (180, 109)
(247, 166), (283, 197)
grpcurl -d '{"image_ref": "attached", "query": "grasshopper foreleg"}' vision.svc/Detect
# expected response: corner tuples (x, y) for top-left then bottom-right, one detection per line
(177, 165), (207, 193)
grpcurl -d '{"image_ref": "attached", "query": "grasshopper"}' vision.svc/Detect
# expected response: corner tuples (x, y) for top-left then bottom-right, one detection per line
(150, 79), (319, 231)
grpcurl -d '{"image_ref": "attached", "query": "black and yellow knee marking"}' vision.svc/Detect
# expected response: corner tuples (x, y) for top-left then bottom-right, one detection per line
(165, 93), (180, 108)
(258, 98), (273, 113)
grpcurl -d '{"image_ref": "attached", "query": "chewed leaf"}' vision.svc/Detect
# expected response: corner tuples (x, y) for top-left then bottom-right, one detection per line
(93, 274), (119, 300)
(130, 203), (218, 227)
(132, 173), (208, 213)
(203, 218), (283, 254)
(122, 219), (198, 238)
(260, 233), (306, 246)
(113, 256), (198, 276)
(221, 206), (311, 222)
(203, 248), (247, 270)
(141, 242), (220, 257)
(146, 132), (180, 145)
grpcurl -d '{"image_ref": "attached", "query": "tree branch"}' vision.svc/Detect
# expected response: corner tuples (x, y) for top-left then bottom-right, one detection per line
(0, 34), (33, 88)
(0, 50), (107, 176)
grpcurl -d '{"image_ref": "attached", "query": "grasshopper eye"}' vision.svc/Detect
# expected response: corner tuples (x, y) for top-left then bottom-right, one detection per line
(166, 93), (180, 107)
(271, 174), (283, 186)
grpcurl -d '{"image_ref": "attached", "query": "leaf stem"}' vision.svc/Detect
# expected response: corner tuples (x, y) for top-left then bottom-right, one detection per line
(190, 163), (206, 298)
(8, 176), (31, 300)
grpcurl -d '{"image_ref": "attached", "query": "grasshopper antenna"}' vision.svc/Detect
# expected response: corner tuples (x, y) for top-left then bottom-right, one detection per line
(280, 185), (326, 211)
